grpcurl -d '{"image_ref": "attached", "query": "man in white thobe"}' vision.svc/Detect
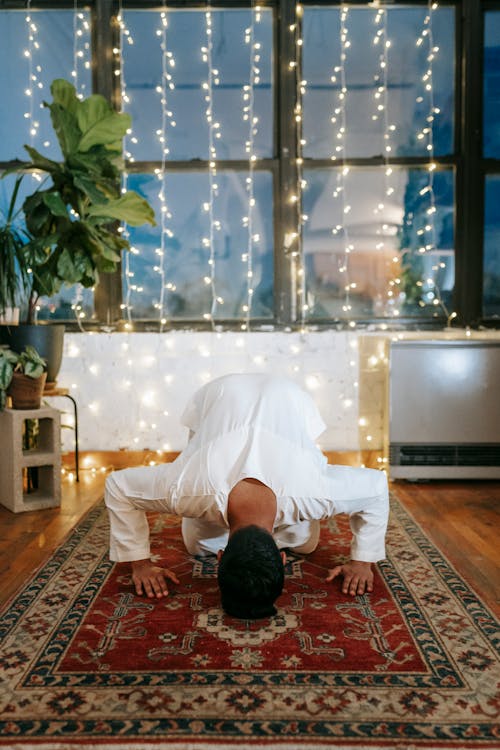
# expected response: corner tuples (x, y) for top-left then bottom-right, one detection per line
(105, 373), (389, 618)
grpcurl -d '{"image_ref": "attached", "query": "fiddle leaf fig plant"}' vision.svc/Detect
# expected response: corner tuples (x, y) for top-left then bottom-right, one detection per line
(11, 78), (156, 323)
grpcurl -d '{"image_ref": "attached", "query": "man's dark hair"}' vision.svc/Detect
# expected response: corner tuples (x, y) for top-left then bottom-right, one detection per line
(217, 525), (284, 619)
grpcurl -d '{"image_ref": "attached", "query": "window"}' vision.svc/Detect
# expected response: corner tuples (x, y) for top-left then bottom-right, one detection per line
(120, 8), (274, 323)
(0, 9), (91, 162)
(301, 5), (455, 322)
(0, 8), (92, 322)
(124, 171), (274, 320)
(484, 10), (500, 159)
(0, 2), (497, 329)
(484, 11), (500, 319)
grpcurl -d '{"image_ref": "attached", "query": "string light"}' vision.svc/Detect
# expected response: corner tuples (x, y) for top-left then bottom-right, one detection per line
(155, 5), (177, 330)
(24, 0), (42, 149)
(202, 5), (223, 327)
(295, 4), (309, 330)
(117, 7), (136, 326)
(286, 4), (308, 330)
(241, 4), (263, 331)
(72, 2), (91, 100)
(69, 2), (92, 329)
(58, 330), (369, 454)
(414, 0), (452, 320)
(372, 6), (400, 317)
(332, 5), (354, 326)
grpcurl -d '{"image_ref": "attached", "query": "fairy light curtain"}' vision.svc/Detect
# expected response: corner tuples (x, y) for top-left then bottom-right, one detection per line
(13, 1), (453, 328)
(242, 4), (264, 330)
(118, 5), (273, 327)
(300, 1), (454, 324)
(202, 5), (223, 327)
(18, 3), (92, 322)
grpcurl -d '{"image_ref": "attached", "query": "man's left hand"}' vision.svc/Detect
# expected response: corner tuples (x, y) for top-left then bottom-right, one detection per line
(326, 560), (374, 595)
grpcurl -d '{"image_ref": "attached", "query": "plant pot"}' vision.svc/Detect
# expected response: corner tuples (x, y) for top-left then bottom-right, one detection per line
(0, 323), (64, 384)
(7, 371), (48, 409)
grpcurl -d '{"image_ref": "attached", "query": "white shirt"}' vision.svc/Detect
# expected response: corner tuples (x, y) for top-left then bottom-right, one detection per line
(105, 374), (389, 563)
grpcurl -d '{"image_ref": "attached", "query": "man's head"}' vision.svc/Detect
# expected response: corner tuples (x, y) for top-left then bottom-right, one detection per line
(217, 525), (285, 619)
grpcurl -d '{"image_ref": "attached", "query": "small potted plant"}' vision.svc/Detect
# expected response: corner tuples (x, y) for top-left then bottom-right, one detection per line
(0, 344), (47, 410)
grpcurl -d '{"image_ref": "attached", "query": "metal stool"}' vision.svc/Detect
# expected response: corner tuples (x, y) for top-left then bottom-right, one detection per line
(43, 386), (80, 482)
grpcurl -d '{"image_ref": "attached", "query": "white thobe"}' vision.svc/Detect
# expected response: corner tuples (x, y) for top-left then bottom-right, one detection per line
(105, 373), (389, 563)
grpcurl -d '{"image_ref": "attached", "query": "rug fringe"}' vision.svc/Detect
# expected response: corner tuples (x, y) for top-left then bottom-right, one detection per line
(0, 743), (478, 750)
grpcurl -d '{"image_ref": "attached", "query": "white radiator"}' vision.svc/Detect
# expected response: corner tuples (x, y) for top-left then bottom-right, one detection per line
(388, 340), (500, 479)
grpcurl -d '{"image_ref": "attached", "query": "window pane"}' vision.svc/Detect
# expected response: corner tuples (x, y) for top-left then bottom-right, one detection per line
(303, 167), (454, 320)
(122, 9), (273, 161)
(123, 172), (274, 321)
(0, 10), (92, 162)
(484, 175), (500, 318)
(0, 174), (93, 323)
(484, 12), (500, 158)
(302, 6), (454, 159)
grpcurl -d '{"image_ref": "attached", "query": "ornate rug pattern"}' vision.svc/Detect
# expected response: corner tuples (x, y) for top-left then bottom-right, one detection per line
(0, 496), (499, 749)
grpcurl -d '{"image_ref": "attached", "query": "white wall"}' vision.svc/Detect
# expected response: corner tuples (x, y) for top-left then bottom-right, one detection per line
(51, 328), (500, 455)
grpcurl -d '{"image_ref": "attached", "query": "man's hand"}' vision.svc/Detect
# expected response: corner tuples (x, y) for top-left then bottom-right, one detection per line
(131, 559), (180, 599)
(326, 560), (374, 596)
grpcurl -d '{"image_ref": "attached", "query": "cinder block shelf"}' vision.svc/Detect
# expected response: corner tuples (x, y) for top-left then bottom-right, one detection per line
(22, 451), (61, 466)
(0, 406), (61, 513)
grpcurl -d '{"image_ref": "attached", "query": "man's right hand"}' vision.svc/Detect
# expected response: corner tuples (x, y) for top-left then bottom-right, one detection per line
(131, 559), (180, 599)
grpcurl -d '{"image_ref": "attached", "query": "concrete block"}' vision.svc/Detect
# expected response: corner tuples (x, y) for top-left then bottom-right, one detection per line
(0, 407), (61, 513)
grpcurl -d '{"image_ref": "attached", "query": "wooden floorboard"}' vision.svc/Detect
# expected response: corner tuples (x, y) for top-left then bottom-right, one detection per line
(0, 451), (499, 617)
(392, 480), (500, 616)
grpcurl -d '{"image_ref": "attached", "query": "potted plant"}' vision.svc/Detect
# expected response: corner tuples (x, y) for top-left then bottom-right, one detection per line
(0, 78), (156, 381)
(0, 176), (30, 325)
(0, 344), (47, 410)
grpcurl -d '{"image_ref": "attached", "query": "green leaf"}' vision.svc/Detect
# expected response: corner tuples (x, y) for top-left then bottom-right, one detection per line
(87, 192), (156, 226)
(43, 191), (68, 218)
(97, 227), (129, 252)
(0, 357), (14, 390)
(23, 191), (54, 236)
(0, 346), (18, 365)
(77, 97), (131, 152)
(72, 173), (109, 204)
(76, 95), (111, 134)
(23, 360), (45, 379)
(22, 146), (61, 175)
(56, 247), (91, 284)
(95, 239), (121, 262)
(22, 234), (59, 265)
(70, 154), (120, 194)
(49, 103), (81, 157)
(80, 266), (99, 288)
(33, 268), (62, 298)
(50, 79), (79, 115)
(19, 345), (47, 379)
(23, 345), (46, 365)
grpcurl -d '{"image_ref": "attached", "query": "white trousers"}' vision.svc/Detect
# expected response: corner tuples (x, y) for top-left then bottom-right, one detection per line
(182, 517), (321, 556)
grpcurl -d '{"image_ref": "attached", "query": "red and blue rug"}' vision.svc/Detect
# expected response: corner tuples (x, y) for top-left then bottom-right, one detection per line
(0, 495), (499, 749)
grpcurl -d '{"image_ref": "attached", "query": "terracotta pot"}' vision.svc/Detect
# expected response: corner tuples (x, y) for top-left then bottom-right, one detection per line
(7, 371), (48, 410)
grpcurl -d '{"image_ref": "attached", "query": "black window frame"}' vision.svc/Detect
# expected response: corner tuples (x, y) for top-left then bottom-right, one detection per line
(0, 0), (497, 331)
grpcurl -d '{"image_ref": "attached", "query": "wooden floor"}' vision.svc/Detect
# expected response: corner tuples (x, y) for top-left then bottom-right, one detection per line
(0, 451), (499, 617)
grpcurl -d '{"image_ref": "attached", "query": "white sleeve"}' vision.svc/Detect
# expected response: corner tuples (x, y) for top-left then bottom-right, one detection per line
(180, 382), (211, 434)
(104, 464), (177, 562)
(325, 465), (389, 563)
(302, 393), (327, 440)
